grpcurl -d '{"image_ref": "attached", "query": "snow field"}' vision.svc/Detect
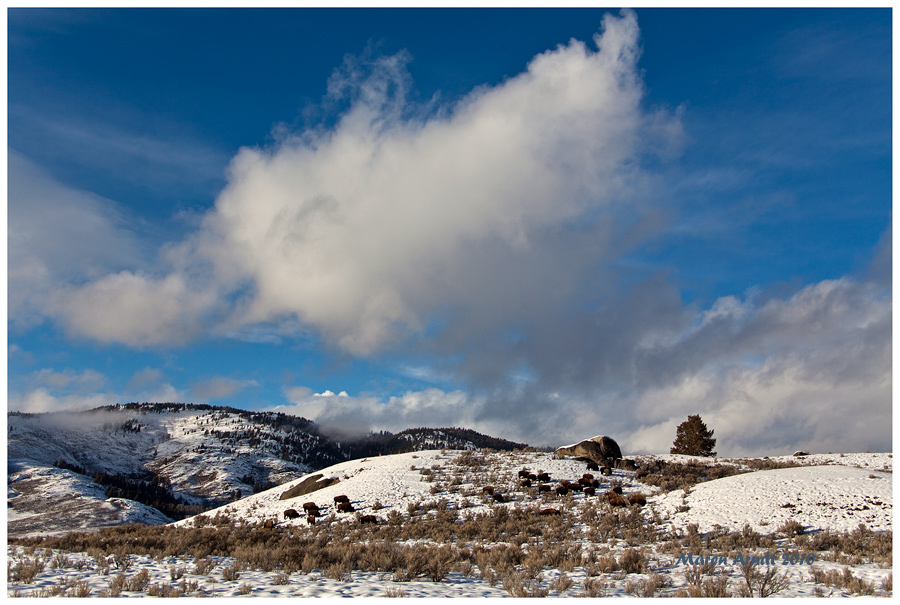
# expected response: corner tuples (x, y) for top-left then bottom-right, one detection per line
(8, 450), (894, 598)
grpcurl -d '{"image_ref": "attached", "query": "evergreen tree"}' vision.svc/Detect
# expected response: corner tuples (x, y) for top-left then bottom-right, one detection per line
(670, 414), (717, 456)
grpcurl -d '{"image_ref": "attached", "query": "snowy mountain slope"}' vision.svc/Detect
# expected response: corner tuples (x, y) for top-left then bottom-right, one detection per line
(7, 404), (532, 537)
(7, 459), (171, 536)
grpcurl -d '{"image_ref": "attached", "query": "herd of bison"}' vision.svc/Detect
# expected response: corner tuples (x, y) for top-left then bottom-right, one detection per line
(268, 461), (647, 529)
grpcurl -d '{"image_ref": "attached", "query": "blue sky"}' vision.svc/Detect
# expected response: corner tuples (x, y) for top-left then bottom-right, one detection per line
(7, 8), (892, 455)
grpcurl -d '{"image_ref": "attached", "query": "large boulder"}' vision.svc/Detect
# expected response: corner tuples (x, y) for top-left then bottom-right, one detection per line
(555, 436), (623, 465)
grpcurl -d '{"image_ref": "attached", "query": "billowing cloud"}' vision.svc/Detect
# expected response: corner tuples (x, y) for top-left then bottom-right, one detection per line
(275, 386), (481, 440)
(273, 271), (889, 456)
(41, 9), (679, 355)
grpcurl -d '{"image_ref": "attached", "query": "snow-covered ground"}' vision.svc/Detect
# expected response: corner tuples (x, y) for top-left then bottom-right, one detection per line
(8, 450), (893, 597)
(654, 464), (891, 534)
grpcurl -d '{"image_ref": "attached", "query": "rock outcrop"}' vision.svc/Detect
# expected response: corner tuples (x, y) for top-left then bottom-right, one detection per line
(555, 436), (623, 465)
(279, 474), (340, 500)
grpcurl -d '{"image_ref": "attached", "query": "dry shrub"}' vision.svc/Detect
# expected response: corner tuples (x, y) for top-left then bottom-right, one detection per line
(580, 576), (607, 597)
(180, 578), (200, 594)
(108, 573), (126, 597)
(550, 571), (573, 593)
(384, 586), (408, 597)
(221, 565), (240, 581)
(194, 558), (215, 575)
(273, 572), (290, 585)
(676, 575), (730, 598)
(239, 582), (253, 595)
(810, 566), (876, 595)
(778, 519), (805, 537)
(147, 582), (182, 597)
(882, 573), (892, 593)
(125, 567), (151, 592)
(49, 552), (71, 569)
(618, 547), (646, 574)
(737, 561), (791, 598)
(12, 556), (45, 584)
(503, 570), (548, 597)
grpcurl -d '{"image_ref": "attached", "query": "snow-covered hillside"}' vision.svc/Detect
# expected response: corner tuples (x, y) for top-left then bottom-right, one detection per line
(7, 405), (529, 537)
(182, 450), (892, 536)
(7, 406), (331, 536)
(8, 448), (893, 598)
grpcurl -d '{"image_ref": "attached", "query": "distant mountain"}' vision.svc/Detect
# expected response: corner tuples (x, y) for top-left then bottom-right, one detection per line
(344, 427), (531, 458)
(7, 403), (531, 537)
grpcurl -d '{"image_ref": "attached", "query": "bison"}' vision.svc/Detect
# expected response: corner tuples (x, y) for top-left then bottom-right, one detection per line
(600, 466), (612, 476)
(538, 484), (552, 493)
(583, 487), (596, 497)
(334, 495), (350, 505)
(606, 491), (628, 507)
(536, 472), (551, 482)
(482, 486), (494, 495)
(264, 519), (276, 529)
(628, 493), (647, 506)
(302, 502), (318, 512)
(539, 508), (561, 516)
(284, 509), (301, 520)
(492, 492), (506, 503)
(518, 469), (531, 478)
(555, 486), (569, 497)
(586, 461), (600, 471)
(306, 515), (316, 526)
(359, 514), (378, 524)
(521, 478), (532, 488)
(337, 501), (354, 513)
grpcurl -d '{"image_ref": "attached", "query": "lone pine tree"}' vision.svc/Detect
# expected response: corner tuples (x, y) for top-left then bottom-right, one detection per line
(670, 414), (717, 457)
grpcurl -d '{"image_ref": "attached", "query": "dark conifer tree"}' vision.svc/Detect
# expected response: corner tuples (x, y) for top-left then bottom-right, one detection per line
(670, 414), (717, 456)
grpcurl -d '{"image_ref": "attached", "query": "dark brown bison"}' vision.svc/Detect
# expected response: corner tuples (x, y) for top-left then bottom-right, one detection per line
(264, 519), (276, 529)
(518, 469), (531, 478)
(582, 473), (595, 481)
(521, 478), (532, 488)
(359, 514), (378, 524)
(284, 509), (301, 520)
(538, 484), (552, 493)
(482, 486), (494, 495)
(600, 466), (612, 476)
(583, 487), (596, 496)
(492, 492), (506, 503)
(628, 492), (647, 506)
(555, 486), (569, 497)
(536, 472), (551, 482)
(337, 501), (354, 513)
(610, 485), (623, 495)
(586, 461), (600, 471)
(539, 508), (561, 516)
(334, 495), (350, 504)
(635, 470), (650, 480)
(302, 502), (318, 511)
(606, 491), (628, 507)
(306, 515), (316, 526)
(527, 473), (537, 481)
